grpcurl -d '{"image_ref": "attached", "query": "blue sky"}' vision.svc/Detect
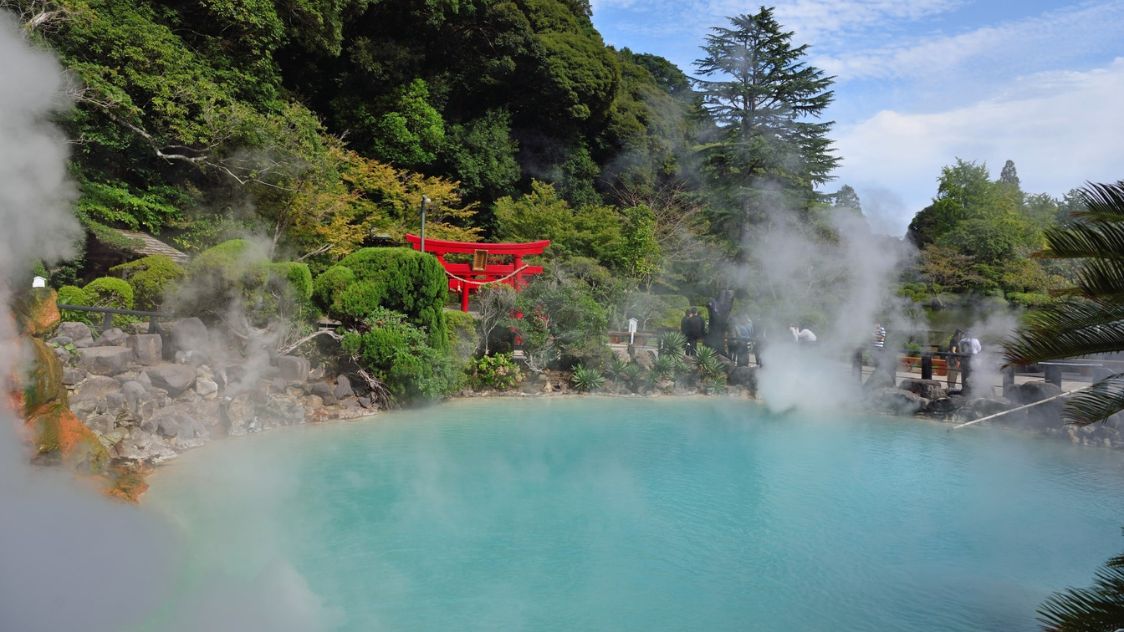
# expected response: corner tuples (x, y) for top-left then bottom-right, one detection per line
(591, 0), (1124, 234)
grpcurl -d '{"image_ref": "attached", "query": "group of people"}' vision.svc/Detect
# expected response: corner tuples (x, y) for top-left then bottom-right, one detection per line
(946, 328), (982, 389)
(677, 305), (984, 389)
(679, 307), (759, 366)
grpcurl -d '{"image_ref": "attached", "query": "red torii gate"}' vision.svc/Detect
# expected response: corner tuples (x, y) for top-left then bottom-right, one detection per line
(405, 234), (550, 311)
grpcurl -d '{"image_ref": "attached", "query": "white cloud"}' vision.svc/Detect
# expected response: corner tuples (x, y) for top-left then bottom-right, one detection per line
(832, 58), (1124, 235)
(817, 1), (1124, 82)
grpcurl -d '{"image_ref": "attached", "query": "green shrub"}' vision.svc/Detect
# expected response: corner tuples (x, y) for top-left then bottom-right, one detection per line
(657, 331), (686, 361)
(183, 240), (312, 325)
(471, 353), (523, 391)
(570, 365), (605, 392)
(1007, 291), (1054, 308)
(694, 346), (727, 393)
(189, 238), (255, 283)
(445, 309), (479, 366)
(56, 285), (95, 325)
(340, 307), (456, 404)
(312, 265), (356, 314)
(267, 262), (315, 319)
(110, 255), (185, 310)
(84, 277), (134, 310)
(604, 354), (629, 383)
(516, 276), (609, 369)
(651, 295), (691, 330)
(621, 363), (644, 393)
(269, 262), (313, 301)
(651, 355), (679, 381)
(82, 277), (135, 327)
(331, 248), (449, 350)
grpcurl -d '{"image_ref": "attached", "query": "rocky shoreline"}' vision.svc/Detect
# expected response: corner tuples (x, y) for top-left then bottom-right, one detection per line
(23, 308), (1124, 502)
(49, 317), (378, 470)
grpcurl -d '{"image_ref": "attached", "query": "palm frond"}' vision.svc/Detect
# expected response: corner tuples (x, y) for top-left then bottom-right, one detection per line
(1075, 258), (1124, 298)
(1038, 545), (1124, 630)
(1064, 373), (1124, 426)
(1075, 180), (1124, 221)
(1006, 299), (1124, 365)
(1043, 222), (1124, 260)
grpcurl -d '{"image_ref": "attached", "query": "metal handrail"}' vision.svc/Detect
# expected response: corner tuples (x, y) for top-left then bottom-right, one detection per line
(56, 303), (173, 334)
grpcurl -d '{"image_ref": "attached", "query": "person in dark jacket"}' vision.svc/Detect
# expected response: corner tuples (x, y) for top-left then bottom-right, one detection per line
(680, 307), (706, 357)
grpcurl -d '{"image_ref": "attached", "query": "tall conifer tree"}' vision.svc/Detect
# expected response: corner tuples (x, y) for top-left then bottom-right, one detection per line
(693, 7), (838, 257)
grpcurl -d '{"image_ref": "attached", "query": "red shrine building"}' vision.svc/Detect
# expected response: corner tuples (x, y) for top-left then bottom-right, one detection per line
(405, 234), (550, 311)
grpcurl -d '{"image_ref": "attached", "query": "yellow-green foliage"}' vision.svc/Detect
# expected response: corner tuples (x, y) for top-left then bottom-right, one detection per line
(110, 254), (185, 309)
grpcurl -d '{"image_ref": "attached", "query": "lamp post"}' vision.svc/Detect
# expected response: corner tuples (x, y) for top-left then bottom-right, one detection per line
(420, 195), (431, 254)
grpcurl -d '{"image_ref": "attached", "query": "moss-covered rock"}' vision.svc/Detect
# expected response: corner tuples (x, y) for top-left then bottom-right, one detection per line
(12, 288), (61, 337)
(16, 339), (108, 475)
(22, 338), (65, 415)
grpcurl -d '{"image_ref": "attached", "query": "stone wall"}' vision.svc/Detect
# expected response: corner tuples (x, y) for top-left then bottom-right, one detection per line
(45, 317), (374, 473)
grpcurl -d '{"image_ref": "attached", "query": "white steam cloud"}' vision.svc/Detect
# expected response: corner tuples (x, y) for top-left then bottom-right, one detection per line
(733, 194), (917, 413)
(0, 14), (334, 631)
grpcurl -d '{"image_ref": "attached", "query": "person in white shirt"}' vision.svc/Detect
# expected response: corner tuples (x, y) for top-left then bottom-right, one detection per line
(789, 323), (817, 344)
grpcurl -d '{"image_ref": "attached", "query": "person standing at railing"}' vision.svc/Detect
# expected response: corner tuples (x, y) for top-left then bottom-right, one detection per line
(946, 328), (963, 389)
(871, 322), (890, 382)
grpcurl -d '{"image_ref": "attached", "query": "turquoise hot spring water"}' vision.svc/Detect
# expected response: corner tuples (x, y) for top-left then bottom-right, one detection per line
(147, 398), (1124, 631)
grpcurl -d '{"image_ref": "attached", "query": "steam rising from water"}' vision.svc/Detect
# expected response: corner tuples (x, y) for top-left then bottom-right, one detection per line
(735, 189), (917, 412)
(0, 15), (332, 631)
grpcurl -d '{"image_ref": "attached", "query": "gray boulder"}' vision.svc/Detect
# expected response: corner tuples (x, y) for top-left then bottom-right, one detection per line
(57, 321), (92, 342)
(1007, 381), (1063, 406)
(899, 378), (947, 401)
(96, 327), (127, 347)
(77, 346), (133, 376)
(276, 355), (310, 383)
(70, 375), (124, 418)
(145, 363), (197, 395)
(170, 317), (209, 354)
(49, 335), (74, 347)
(727, 366), (757, 390)
(174, 349), (208, 367)
(334, 374), (353, 401)
(195, 377), (219, 398)
(62, 367), (87, 386)
(115, 370), (152, 387)
(127, 334), (163, 365)
(223, 393), (258, 436)
(868, 387), (928, 416)
(121, 381), (148, 415)
(84, 413), (116, 435)
(310, 382), (337, 405)
(965, 397), (1011, 419)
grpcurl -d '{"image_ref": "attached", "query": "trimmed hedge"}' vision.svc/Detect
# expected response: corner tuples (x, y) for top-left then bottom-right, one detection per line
(183, 239), (313, 324)
(317, 247), (449, 350)
(311, 265), (355, 315)
(110, 254), (185, 310)
(57, 285), (95, 325)
(84, 277), (134, 310)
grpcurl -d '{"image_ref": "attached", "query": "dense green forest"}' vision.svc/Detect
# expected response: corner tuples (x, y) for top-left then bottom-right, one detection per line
(5, 1), (1083, 398)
